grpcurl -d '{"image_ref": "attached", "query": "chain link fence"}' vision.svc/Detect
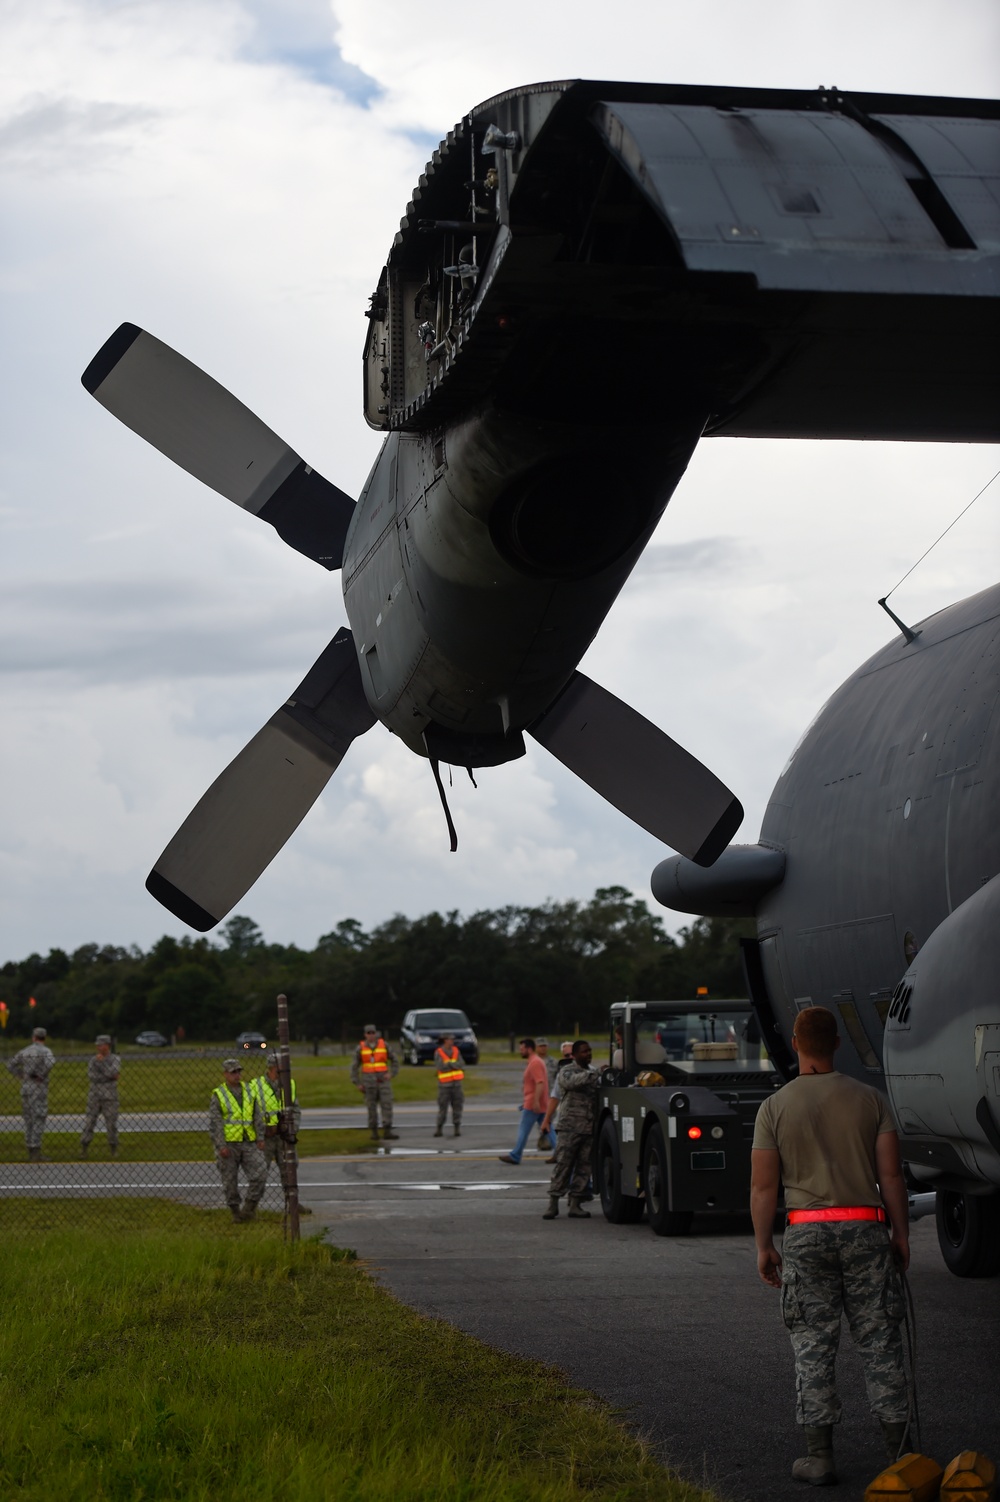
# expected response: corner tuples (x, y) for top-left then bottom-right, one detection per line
(0, 1040), (298, 1230)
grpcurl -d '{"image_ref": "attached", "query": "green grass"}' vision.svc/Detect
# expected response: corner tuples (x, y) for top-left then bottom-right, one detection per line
(0, 1054), (495, 1114)
(0, 1202), (720, 1502)
(0, 1129), (379, 1162)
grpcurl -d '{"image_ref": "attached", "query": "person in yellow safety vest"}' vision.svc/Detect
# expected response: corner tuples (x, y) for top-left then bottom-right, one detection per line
(433, 1031), (465, 1138)
(350, 1024), (399, 1140)
(251, 1052), (301, 1177)
(209, 1059), (267, 1222)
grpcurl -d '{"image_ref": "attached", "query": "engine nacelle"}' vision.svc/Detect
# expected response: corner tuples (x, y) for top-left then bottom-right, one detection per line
(883, 874), (1000, 1192)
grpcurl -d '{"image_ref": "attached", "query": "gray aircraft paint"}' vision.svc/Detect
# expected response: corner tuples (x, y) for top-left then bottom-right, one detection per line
(653, 583), (1000, 1199)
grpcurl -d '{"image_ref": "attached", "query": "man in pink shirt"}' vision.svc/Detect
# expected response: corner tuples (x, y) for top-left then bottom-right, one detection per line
(499, 1038), (550, 1165)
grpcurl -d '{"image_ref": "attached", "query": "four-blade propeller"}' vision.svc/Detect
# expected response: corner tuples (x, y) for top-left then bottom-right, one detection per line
(82, 323), (741, 928)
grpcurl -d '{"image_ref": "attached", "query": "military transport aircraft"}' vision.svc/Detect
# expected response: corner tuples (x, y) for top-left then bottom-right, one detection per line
(82, 79), (999, 947)
(652, 582), (1000, 1277)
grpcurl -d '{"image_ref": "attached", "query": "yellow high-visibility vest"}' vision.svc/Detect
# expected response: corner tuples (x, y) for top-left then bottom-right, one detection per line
(435, 1046), (464, 1083)
(213, 1083), (257, 1142)
(360, 1039), (389, 1075)
(251, 1074), (297, 1126)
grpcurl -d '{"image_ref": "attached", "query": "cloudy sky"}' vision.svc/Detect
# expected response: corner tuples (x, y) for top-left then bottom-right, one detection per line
(2, 0), (997, 961)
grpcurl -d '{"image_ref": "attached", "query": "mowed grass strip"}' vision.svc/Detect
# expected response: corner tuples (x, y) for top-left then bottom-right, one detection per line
(0, 1128), (378, 1162)
(0, 1053), (496, 1114)
(0, 1202), (719, 1502)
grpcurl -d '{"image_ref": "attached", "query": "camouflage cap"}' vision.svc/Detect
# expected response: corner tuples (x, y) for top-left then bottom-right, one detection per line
(222, 1058), (243, 1072)
(32, 1027), (47, 1040)
(536, 1036), (549, 1046)
(265, 1051), (280, 1067)
(95, 1034), (111, 1045)
(363, 1023), (377, 1034)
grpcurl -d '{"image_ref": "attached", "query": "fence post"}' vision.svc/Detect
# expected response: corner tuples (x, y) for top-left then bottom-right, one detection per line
(275, 994), (300, 1242)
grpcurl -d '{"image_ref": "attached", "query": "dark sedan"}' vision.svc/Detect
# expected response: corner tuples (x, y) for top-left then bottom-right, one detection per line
(400, 1009), (478, 1066)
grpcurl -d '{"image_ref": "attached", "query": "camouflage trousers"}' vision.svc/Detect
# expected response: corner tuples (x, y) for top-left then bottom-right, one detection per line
(436, 1082), (464, 1129)
(20, 1084), (48, 1150)
(81, 1087), (119, 1150)
(548, 1126), (593, 1199)
(780, 1221), (908, 1427)
(362, 1077), (393, 1130)
(216, 1140), (267, 1213)
(262, 1133), (285, 1173)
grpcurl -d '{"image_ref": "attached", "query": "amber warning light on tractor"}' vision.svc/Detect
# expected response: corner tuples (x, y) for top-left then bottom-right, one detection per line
(0, 1001), (7, 1030)
(696, 986), (708, 998)
(687, 1126), (703, 1140)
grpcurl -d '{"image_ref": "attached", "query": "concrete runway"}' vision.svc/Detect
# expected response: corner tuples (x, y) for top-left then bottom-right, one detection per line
(300, 1092), (1000, 1502)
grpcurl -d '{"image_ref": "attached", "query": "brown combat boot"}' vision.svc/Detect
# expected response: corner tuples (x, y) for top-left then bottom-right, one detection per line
(542, 1196), (560, 1219)
(433, 1126), (443, 1137)
(878, 1418), (909, 1461)
(370, 1126), (380, 1140)
(28, 1147), (40, 1162)
(791, 1426), (837, 1486)
(567, 1196), (591, 1218)
(383, 1128), (399, 1140)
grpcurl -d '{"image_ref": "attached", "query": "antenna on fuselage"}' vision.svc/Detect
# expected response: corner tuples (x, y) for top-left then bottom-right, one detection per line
(877, 597), (921, 646)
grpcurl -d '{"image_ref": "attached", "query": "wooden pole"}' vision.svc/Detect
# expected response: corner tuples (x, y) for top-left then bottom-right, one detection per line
(275, 993), (300, 1242)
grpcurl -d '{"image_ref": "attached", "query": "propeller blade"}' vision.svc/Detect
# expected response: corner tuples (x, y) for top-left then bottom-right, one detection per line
(528, 672), (742, 866)
(81, 323), (355, 569)
(146, 629), (376, 930)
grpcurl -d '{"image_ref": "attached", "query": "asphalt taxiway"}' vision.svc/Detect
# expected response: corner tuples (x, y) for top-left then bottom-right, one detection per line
(300, 1089), (1000, 1502)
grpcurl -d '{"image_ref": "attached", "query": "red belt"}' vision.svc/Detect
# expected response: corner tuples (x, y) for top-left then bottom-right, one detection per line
(787, 1206), (887, 1224)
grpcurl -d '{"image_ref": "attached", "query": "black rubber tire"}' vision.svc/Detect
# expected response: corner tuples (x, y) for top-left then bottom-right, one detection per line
(935, 1189), (1000, 1277)
(596, 1118), (643, 1223)
(642, 1122), (693, 1237)
(408, 1046), (422, 1067)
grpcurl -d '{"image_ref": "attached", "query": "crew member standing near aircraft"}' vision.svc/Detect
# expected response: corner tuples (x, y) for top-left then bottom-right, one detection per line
(542, 1040), (599, 1219)
(351, 1024), (399, 1141)
(209, 1059), (267, 1222)
(7, 1026), (55, 1162)
(80, 1034), (121, 1157)
(750, 1006), (910, 1487)
(433, 1031), (465, 1138)
(250, 1052), (300, 1180)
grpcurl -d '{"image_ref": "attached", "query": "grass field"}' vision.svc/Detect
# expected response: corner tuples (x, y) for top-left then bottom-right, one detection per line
(0, 1201), (720, 1502)
(0, 1052), (499, 1115)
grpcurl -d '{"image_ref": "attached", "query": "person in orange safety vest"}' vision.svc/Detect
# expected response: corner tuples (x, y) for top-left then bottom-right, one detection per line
(350, 1023), (399, 1140)
(433, 1031), (465, 1138)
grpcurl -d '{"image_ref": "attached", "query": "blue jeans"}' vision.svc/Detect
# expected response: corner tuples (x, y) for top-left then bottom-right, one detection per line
(507, 1108), (545, 1163)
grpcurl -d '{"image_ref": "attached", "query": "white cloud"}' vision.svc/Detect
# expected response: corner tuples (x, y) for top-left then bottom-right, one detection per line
(1, 0), (997, 958)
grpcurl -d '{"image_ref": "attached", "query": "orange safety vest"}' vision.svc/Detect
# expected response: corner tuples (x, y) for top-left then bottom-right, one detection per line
(359, 1038), (389, 1075)
(435, 1046), (465, 1083)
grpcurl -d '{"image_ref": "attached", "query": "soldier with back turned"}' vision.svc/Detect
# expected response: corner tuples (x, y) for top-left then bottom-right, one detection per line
(7, 1026), (55, 1162)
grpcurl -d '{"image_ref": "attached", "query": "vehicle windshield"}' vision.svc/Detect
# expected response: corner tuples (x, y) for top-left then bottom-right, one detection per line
(414, 1011), (471, 1029)
(636, 1011), (761, 1063)
(611, 1009), (766, 1067)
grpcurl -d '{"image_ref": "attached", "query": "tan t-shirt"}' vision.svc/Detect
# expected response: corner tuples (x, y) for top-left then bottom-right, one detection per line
(752, 1071), (895, 1210)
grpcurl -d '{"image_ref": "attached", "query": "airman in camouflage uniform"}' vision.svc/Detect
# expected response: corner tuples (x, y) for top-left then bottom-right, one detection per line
(209, 1059), (267, 1222)
(433, 1032), (465, 1137)
(350, 1024), (399, 1140)
(751, 1006), (910, 1486)
(7, 1027), (55, 1161)
(543, 1040), (600, 1220)
(80, 1035), (121, 1156)
(250, 1052), (301, 1176)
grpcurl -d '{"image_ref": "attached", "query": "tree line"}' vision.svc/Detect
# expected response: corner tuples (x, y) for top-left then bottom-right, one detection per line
(0, 888), (753, 1044)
